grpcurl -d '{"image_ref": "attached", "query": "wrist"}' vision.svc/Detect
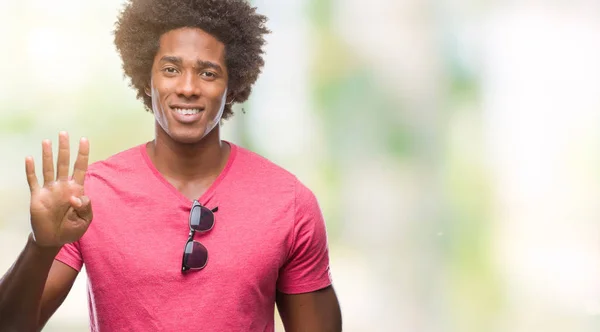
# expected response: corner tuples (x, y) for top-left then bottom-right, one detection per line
(27, 233), (62, 257)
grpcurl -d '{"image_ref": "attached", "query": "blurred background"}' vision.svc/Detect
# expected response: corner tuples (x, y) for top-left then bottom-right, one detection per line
(1, 0), (600, 331)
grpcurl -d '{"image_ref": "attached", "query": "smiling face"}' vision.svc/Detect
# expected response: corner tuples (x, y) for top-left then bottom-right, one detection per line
(146, 27), (229, 144)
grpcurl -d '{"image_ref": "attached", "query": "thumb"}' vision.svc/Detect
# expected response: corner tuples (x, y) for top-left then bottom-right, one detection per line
(70, 195), (93, 222)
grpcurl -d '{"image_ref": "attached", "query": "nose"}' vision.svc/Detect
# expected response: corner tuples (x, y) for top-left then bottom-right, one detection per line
(175, 72), (201, 99)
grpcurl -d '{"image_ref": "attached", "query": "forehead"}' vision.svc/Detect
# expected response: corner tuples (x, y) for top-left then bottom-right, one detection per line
(156, 27), (226, 64)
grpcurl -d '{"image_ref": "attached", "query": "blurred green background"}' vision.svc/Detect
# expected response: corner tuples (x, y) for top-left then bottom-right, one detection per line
(1, 0), (600, 331)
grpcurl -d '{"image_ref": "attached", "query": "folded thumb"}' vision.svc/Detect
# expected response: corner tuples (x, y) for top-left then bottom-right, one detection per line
(71, 195), (93, 222)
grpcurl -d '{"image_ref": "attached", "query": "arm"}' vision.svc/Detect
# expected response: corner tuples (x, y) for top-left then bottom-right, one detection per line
(0, 132), (92, 331)
(0, 239), (78, 331)
(276, 286), (342, 332)
(276, 181), (341, 331)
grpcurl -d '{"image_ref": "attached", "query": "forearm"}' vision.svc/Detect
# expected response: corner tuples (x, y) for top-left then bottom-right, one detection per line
(0, 234), (60, 331)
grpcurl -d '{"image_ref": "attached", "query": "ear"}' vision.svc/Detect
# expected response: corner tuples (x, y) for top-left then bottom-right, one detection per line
(226, 90), (235, 104)
(144, 86), (151, 97)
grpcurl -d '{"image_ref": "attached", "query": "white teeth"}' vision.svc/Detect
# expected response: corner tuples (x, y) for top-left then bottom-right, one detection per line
(174, 108), (201, 115)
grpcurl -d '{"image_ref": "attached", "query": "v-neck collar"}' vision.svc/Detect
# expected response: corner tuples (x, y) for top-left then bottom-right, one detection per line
(139, 141), (238, 206)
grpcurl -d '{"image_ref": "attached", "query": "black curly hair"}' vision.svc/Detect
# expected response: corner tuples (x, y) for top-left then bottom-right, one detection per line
(113, 0), (270, 119)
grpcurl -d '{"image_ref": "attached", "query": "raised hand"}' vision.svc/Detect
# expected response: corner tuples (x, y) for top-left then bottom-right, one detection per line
(25, 132), (93, 248)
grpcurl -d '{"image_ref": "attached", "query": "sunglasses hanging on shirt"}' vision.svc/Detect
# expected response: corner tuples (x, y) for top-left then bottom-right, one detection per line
(181, 200), (217, 272)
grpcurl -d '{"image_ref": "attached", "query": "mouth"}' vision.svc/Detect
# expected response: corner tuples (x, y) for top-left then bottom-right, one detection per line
(170, 106), (204, 116)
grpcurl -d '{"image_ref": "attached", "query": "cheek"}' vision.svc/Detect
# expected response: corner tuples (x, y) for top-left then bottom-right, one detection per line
(206, 84), (228, 105)
(150, 86), (161, 110)
(150, 85), (169, 123)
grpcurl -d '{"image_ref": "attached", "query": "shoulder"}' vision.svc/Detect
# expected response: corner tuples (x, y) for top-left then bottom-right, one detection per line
(231, 144), (300, 185)
(236, 142), (318, 205)
(231, 143), (320, 208)
(84, 144), (145, 185)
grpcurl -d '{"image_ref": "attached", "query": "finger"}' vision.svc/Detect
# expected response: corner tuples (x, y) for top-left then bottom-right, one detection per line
(25, 156), (39, 193)
(70, 195), (93, 222)
(56, 131), (70, 181)
(72, 137), (90, 185)
(42, 139), (55, 185)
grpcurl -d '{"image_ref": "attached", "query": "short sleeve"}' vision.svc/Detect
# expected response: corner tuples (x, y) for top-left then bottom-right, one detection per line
(55, 241), (83, 272)
(276, 180), (333, 294)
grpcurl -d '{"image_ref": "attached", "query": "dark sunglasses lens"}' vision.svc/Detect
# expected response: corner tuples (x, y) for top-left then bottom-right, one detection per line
(183, 241), (208, 269)
(190, 204), (214, 231)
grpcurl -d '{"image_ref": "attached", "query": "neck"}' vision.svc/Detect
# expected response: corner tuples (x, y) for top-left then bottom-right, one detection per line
(147, 124), (229, 182)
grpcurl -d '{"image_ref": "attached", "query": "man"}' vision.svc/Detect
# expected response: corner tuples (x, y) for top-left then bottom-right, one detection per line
(0, 0), (342, 330)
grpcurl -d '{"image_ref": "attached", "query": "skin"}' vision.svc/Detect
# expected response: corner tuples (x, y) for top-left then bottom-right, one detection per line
(0, 133), (91, 331)
(144, 27), (231, 200)
(0, 27), (341, 332)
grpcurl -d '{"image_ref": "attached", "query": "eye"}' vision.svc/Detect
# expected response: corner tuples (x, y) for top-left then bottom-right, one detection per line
(162, 67), (179, 74)
(201, 71), (217, 78)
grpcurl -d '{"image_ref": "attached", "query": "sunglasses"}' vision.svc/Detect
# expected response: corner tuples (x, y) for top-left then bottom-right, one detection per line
(181, 200), (218, 272)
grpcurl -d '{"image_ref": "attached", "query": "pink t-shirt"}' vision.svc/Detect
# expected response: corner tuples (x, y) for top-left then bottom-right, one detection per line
(55, 142), (332, 331)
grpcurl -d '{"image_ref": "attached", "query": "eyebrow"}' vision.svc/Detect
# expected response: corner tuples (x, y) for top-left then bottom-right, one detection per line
(159, 56), (223, 72)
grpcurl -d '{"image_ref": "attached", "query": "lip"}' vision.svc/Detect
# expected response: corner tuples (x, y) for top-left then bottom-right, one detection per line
(170, 104), (204, 110)
(169, 105), (204, 124)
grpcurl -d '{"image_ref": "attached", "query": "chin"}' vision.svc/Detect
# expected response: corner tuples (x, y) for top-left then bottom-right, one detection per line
(168, 127), (213, 145)
(170, 133), (206, 145)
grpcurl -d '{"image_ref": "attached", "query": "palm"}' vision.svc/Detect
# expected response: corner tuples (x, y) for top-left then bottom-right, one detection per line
(26, 132), (93, 248)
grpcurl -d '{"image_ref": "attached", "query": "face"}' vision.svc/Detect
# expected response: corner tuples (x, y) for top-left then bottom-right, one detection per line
(146, 27), (229, 144)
